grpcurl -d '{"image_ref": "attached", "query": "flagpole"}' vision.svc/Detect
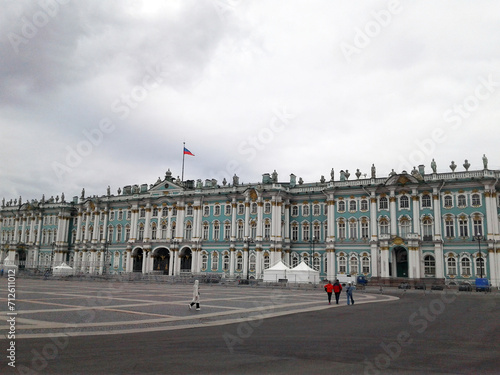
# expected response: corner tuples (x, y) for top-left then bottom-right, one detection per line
(181, 142), (186, 183)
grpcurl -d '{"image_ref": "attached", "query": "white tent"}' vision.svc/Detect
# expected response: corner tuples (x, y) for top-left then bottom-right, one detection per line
(288, 261), (320, 284)
(263, 260), (290, 282)
(53, 262), (73, 276)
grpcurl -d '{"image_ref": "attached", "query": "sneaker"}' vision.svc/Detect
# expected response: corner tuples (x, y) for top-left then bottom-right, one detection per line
(196, 308), (200, 311)
(188, 304), (192, 310)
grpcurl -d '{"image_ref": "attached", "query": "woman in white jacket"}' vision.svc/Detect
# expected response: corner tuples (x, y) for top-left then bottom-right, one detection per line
(189, 280), (200, 311)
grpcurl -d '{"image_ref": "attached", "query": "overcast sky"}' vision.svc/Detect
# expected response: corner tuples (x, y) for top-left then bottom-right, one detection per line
(1, 0), (499, 202)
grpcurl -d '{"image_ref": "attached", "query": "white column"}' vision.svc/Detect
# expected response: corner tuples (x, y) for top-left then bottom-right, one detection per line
(231, 200), (237, 241)
(389, 191), (397, 236)
(244, 200), (250, 238)
(433, 189), (442, 239)
(144, 206), (152, 241)
(255, 249), (263, 279)
(412, 190), (420, 234)
(84, 212), (91, 242)
(130, 208), (139, 241)
(229, 248), (235, 276)
(284, 201), (290, 241)
(327, 249), (335, 281)
(256, 200), (263, 241)
(175, 204), (185, 241)
(21, 216), (27, 243)
(380, 247), (390, 278)
(75, 212), (83, 243)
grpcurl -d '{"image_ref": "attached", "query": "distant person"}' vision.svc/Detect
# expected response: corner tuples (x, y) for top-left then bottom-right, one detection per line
(346, 282), (355, 305)
(0, 268), (4, 277)
(324, 280), (334, 304)
(333, 279), (342, 304)
(189, 280), (201, 311)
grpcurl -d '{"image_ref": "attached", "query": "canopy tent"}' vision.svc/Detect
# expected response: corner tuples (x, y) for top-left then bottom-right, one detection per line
(53, 262), (73, 276)
(288, 261), (320, 284)
(262, 260), (290, 282)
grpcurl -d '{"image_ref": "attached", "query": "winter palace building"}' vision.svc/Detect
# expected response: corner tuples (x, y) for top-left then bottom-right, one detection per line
(1, 159), (500, 287)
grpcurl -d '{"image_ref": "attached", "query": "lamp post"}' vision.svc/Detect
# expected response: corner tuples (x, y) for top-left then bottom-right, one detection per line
(473, 233), (484, 279)
(51, 242), (56, 270)
(102, 241), (111, 275)
(311, 236), (318, 270)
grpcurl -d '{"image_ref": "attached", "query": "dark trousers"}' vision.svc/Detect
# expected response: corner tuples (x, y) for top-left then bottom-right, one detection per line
(334, 292), (341, 304)
(327, 292), (332, 303)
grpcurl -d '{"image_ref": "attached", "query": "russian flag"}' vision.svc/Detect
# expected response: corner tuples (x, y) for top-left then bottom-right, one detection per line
(183, 147), (195, 156)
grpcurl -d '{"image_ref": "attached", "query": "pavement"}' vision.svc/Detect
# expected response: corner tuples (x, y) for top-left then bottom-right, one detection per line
(1, 278), (499, 374)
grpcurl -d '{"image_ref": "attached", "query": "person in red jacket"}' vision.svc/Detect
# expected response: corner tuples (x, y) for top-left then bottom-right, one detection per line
(333, 279), (343, 305)
(324, 280), (334, 304)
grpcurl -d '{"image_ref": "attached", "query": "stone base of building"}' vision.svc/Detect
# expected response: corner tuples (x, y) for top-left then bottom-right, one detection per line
(370, 277), (446, 288)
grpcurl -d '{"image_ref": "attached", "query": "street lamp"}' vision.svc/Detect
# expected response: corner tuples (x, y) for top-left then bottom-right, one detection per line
(51, 242), (56, 270)
(102, 241), (111, 275)
(473, 233), (484, 278)
(311, 236), (318, 270)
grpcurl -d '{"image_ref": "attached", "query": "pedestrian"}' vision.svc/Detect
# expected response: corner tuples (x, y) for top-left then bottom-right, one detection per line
(0, 268), (3, 277)
(346, 282), (355, 305)
(189, 279), (201, 311)
(333, 279), (342, 304)
(324, 280), (334, 304)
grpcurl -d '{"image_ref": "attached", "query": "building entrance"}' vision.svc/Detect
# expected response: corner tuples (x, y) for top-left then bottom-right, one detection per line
(154, 248), (170, 274)
(394, 246), (408, 277)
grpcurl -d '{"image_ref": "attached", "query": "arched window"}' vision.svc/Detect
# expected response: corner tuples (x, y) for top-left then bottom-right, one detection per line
(116, 225), (122, 242)
(422, 194), (431, 208)
(211, 252), (218, 271)
(162, 207), (168, 217)
(379, 218), (389, 235)
(361, 219), (369, 239)
(379, 197), (388, 210)
(251, 203), (258, 214)
(236, 254), (243, 272)
(360, 200), (368, 211)
(161, 223), (167, 239)
(457, 195), (466, 208)
(338, 220), (346, 240)
(302, 223), (310, 241)
(214, 205), (221, 216)
(264, 220), (271, 240)
(292, 223), (298, 241)
(458, 217), (468, 237)
(249, 254), (256, 272)
(313, 204), (320, 216)
(349, 256), (358, 274)
(461, 257), (471, 276)
(338, 256), (347, 273)
(264, 202), (271, 214)
(250, 221), (257, 239)
(237, 221), (244, 240)
(349, 220), (357, 240)
(202, 222), (209, 240)
(400, 217), (411, 237)
(422, 218), (433, 241)
(362, 256), (370, 274)
(213, 222), (220, 241)
(187, 206), (193, 216)
(291, 206), (298, 216)
(476, 257), (485, 277)
(424, 255), (435, 276)
(203, 206), (209, 216)
(444, 195), (453, 208)
(400, 195), (409, 209)
(313, 256), (320, 271)
(303, 204), (310, 217)
(292, 255), (299, 268)
(349, 200), (357, 212)
(185, 222), (192, 240)
(138, 224), (144, 241)
(445, 216), (455, 238)
(447, 257), (457, 275)
(263, 254), (270, 269)
(338, 201), (345, 212)
(201, 253), (208, 271)
(223, 253), (230, 271)
(222, 221), (232, 241)
(471, 194), (481, 206)
(151, 223), (157, 240)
